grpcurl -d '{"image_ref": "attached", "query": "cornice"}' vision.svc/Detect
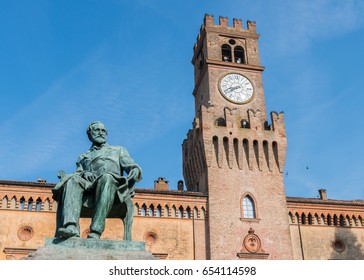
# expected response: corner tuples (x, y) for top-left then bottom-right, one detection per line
(287, 196), (364, 207)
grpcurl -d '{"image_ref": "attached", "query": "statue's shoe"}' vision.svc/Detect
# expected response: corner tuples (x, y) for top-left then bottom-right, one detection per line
(58, 225), (80, 238)
(87, 232), (101, 239)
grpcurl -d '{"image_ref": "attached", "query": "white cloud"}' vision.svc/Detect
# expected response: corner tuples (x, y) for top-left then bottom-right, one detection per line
(0, 42), (191, 181)
(262, 0), (364, 55)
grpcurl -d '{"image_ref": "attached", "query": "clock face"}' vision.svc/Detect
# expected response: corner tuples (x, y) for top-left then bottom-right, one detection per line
(219, 73), (254, 104)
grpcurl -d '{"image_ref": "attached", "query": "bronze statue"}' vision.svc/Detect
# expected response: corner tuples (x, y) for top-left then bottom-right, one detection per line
(52, 121), (142, 240)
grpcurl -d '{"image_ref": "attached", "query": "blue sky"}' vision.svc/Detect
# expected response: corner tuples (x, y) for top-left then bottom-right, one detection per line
(1, 0), (364, 200)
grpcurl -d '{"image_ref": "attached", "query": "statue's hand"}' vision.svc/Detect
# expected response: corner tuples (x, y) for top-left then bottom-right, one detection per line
(127, 168), (139, 182)
(82, 172), (96, 182)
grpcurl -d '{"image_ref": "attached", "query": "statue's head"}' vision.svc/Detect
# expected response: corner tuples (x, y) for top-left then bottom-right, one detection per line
(86, 121), (108, 145)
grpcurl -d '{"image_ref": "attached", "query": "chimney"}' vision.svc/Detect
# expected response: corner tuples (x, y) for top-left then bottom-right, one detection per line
(154, 177), (169, 191)
(177, 180), (184, 191)
(318, 189), (327, 200)
(37, 178), (47, 184)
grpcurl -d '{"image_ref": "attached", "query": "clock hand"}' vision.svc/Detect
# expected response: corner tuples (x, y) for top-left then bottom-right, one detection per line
(225, 85), (241, 93)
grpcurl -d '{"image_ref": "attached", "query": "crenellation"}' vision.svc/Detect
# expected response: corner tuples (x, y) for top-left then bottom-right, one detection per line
(202, 14), (254, 32)
(186, 104), (288, 174)
(233, 18), (243, 29)
(270, 111), (285, 135)
(247, 20), (256, 32)
(248, 109), (264, 131)
(204, 14), (215, 26)
(219, 16), (228, 27)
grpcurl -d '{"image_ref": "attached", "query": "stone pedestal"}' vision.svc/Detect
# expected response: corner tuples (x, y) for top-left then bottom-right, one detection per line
(26, 237), (156, 260)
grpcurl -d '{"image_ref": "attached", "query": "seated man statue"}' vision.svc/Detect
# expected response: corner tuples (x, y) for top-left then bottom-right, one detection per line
(52, 121), (142, 239)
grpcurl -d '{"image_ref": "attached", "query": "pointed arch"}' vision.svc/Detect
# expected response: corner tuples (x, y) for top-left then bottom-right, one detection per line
(35, 198), (42, 211)
(352, 215), (358, 227)
(288, 212), (294, 224)
(333, 214), (339, 226)
(171, 206), (177, 218)
(10, 196), (17, 209)
(178, 206), (184, 218)
(186, 206), (191, 219)
(194, 207), (198, 219)
(320, 214), (326, 225)
(19, 197), (25, 210)
(140, 204), (147, 217)
(27, 197), (34, 211)
(164, 205), (170, 217)
(314, 213), (320, 225)
(200, 207), (206, 219)
(1, 196), (8, 209)
(241, 193), (257, 219)
(301, 213), (306, 225)
(295, 213), (300, 224)
(346, 215), (351, 226)
(156, 205), (162, 217)
(134, 203), (139, 216)
(148, 204), (154, 217)
(43, 198), (50, 211)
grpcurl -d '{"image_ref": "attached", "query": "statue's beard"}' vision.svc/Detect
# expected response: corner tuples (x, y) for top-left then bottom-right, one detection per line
(92, 136), (106, 145)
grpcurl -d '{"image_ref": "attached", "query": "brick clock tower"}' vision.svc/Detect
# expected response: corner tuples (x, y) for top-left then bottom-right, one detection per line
(183, 15), (293, 259)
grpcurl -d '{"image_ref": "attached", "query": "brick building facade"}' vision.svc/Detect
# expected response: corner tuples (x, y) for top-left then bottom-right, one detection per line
(0, 15), (363, 260)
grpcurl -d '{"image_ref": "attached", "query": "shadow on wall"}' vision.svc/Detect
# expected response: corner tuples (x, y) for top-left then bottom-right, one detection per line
(330, 228), (364, 260)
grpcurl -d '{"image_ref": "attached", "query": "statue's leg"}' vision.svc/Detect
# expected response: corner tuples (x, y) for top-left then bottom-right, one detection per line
(58, 176), (84, 238)
(89, 174), (117, 239)
(123, 198), (134, 241)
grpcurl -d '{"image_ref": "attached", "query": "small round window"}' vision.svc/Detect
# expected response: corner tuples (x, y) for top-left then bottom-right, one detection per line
(229, 39), (236, 45)
(333, 239), (345, 252)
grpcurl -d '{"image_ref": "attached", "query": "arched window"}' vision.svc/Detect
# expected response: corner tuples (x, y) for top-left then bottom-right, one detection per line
(194, 207), (198, 219)
(134, 204), (139, 216)
(10, 196), (16, 209)
(171, 206), (177, 218)
(164, 205), (170, 217)
(156, 205), (162, 217)
(186, 207), (191, 219)
(234, 46), (245, 63)
(35, 198), (42, 211)
(242, 195), (255, 219)
(288, 212), (294, 224)
(1, 196), (8, 209)
(301, 213), (306, 225)
(27, 198), (34, 211)
(148, 205), (154, 217)
(178, 206), (183, 218)
(334, 215), (339, 226)
(19, 197), (25, 210)
(221, 44), (232, 62)
(200, 207), (206, 219)
(140, 204), (147, 217)
(43, 198), (50, 211)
